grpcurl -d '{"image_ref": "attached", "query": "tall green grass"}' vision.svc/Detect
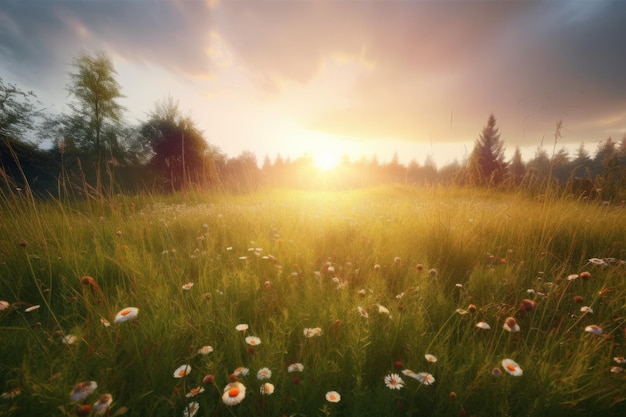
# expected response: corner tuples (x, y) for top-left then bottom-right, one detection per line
(1, 185), (625, 416)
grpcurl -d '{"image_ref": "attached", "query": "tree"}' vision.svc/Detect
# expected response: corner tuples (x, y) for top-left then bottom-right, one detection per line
(468, 114), (507, 186)
(67, 51), (125, 190)
(0, 76), (41, 143)
(505, 146), (525, 187)
(139, 96), (218, 191)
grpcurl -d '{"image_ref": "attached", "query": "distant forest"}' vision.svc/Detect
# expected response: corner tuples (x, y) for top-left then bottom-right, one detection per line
(2, 52), (626, 200)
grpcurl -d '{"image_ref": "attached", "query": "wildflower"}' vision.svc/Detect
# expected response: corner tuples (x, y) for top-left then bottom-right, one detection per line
(222, 381), (246, 406)
(173, 364), (192, 378)
(93, 393), (113, 416)
(502, 359), (523, 376)
(449, 391), (457, 401)
(25, 305), (40, 313)
(76, 404), (92, 416)
(428, 268), (438, 277)
(610, 366), (623, 373)
(475, 321), (491, 330)
(62, 335), (78, 345)
(233, 367), (249, 376)
(100, 318), (111, 327)
(584, 325), (603, 336)
(567, 274), (578, 281)
(580, 306), (593, 314)
(416, 372), (435, 385)
(394, 361), (404, 369)
(260, 382), (275, 395)
(425, 354), (438, 363)
(70, 381), (98, 402)
(467, 304), (477, 313)
(519, 299), (537, 312)
(503, 317), (520, 332)
(202, 374), (215, 384)
(384, 373), (404, 390)
(303, 327), (322, 337)
(455, 283), (463, 289)
(580, 271), (591, 280)
(394, 257), (401, 264)
(182, 282), (194, 290)
(492, 367), (503, 377)
(415, 263), (424, 271)
(245, 336), (261, 346)
(374, 264), (380, 271)
(257, 367), (272, 380)
(614, 356), (626, 364)
(235, 324), (249, 332)
(0, 300), (9, 311)
(358, 306), (369, 318)
(186, 387), (205, 398)
(377, 304), (390, 315)
(198, 345), (213, 355)
(527, 288), (536, 295)
(455, 308), (468, 315)
(589, 258), (607, 266)
(1, 387), (22, 399)
(183, 401), (200, 417)
(114, 307), (139, 323)
(292, 376), (301, 385)
(288, 363), (304, 373)
(401, 369), (417, 378)
(395, 292), (405, 299)
(573, 295), (584, 303)
(325, 391), (341, 403)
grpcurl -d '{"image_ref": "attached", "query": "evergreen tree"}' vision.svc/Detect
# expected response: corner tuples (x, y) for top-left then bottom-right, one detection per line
(468, 114), (507, 186)
(505, 146), (525, 186)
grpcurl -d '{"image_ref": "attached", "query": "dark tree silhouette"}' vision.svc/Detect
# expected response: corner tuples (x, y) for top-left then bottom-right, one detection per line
(468, 114), (507, 186)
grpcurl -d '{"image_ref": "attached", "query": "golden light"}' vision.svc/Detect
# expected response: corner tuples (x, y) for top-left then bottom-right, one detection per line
(313, 152), (341, 171)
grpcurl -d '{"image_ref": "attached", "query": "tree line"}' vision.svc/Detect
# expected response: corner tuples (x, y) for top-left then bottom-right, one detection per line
(1, 52), (626, 199)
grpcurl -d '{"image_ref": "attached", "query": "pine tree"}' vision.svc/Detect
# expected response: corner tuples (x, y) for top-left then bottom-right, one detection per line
(468, 113), (507, 186)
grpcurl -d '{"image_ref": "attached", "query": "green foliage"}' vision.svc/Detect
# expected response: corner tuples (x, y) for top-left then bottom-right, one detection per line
(1, 187), (626, 417)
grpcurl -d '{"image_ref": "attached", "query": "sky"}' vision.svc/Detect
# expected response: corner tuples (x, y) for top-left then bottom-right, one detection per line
(1, 0), (626, 169)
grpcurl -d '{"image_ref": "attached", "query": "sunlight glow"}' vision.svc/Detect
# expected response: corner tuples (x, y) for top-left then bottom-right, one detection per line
(313, 152), (341, 171)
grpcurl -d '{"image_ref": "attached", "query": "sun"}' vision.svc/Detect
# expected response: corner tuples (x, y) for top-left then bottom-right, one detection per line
(313, 153), (341, 171)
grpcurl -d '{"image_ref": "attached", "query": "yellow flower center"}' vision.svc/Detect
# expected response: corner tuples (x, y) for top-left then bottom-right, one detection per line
(178, 370), (186, 377)
(330, 394), (337, 401)
(228, 388), (240, 397)
(507, 365), (516, 372)
(121, 310), (131, 316)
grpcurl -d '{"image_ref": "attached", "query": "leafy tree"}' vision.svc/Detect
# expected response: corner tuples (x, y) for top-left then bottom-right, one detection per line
(468, 114), (507, 186)
(0, 77), (41, 142)
(139, 96), (219, 191)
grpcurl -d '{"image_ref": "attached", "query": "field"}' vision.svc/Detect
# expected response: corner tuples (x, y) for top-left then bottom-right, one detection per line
(1, 186), (625, 417)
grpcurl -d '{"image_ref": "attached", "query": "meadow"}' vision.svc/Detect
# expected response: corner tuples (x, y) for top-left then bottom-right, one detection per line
(0, 186), (625, 417)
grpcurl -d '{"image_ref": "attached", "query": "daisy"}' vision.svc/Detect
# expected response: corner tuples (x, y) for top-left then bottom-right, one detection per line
(584, 324), (603, 336)
(259, 382), (275, 395)
(93, 393), (113, 416)
(173, 364), (192, 378)
(245, 336), (261, 346)
(185, 387), (205, 398)
(0, 300), (10, 311)
(1, 387), (22, 399)
(580, 306), (593, 314)
(62, 335), (78, 345)
(197, 345), (213, 355)
(235, 324), (249, 332)
(401, 369), (417, 378)
(183, 401), (200, 417)
(610, 366), (623, 373)
(325, 391), (341, 403)
(503, 317), (520, 332)
(384, 373), (404, 390)
(182, 282), (194, 290)
(455, 308), (468, 315)
(567, 274), (579, 281)
(475, 321), (491, 330)
(588, 258), (607, 266)
(614, 356), (626, 364)
(377, 304), (390, 315)
(222, 381), (246, 406)
(425, 354), (438, 363)
(100, 318), (111, 327)
(502, 359), (523, 376)
(25, 305), (40, 313)
(288, 363), (304, 373)
(233, 367), (249, 376)
(358, 306), (369, 318)
(114, 307), (139, 323)
(70, 381), (98, 402)
(416, 372), (435, 385)
(257, 367), (272, 380)
(303, 327), (322, 337)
